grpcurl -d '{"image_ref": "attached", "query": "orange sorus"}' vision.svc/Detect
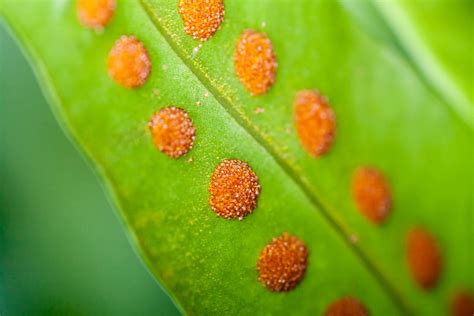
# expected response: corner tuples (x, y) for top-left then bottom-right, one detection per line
(294, 90), (336, 157)
(234, 29), (277, 96)
(149, 107), (196, 159)
(352, 167), (392, 224)
(406, 227), (442, 290)
(450, 290), (474, 316)
(257, 233), (308, 292)
(107, 36), (151, 88)
(324, 297), (369, 316)
(77, 0), (115, 29)
(178, 0), (224, 41)
(208, 159), (260, 220)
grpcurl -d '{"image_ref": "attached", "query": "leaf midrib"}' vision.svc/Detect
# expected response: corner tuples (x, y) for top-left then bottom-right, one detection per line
(139, 0), (410, 314)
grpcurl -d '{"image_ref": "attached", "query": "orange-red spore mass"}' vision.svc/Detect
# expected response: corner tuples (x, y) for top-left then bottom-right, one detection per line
(451, 291), (474, 316)
(406, 227), (442, 289)
(234, 29), (277, 96)
(208, 159), (260, 219)
(257, 233), (308, 292)
(178, 0), (224, 41)
(77, 0), (115, 29)
(352, 167), (392, 224)
(324, 297), (369, 316)
(294, 90), (336, 157)
(107, 36), (151, 88)
(148, 107), (195, 158)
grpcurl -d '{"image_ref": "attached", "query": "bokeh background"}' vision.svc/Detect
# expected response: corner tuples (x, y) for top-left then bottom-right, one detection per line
(0, 23), (180, 315)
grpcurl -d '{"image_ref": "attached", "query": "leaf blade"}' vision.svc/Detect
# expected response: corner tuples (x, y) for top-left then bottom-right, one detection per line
(141, 0), (473, 314)
(1, 0), (472, 315)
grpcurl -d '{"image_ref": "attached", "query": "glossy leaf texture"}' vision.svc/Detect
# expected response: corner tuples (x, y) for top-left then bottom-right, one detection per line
(340, 0), (473, 127)
(1, 0), (472, 315)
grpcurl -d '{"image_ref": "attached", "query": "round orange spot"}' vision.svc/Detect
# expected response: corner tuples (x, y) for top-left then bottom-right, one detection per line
(208, 159), (260, 219)
(178, 0), (224, 41)
(324, 297), (369, 316)
(148, 107), (195, 158)
(77, 0), (115, 29)
(234, 29), (277, 96)
(107, 36), (151, 88)
(294, 90), (336, 157)
(406, 227), (442, 290)
(352, 167), (392, 224)
(451, 290), (474, 316)
(257, 233), (308, 292)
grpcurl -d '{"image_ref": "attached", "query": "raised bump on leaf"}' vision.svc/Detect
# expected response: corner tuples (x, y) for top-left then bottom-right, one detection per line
(294, 90), (336, 158)
(107, 35), (151, 88)
(406, 227), (442, 290)
(77, 0), (116, 29)
(324, 297), (369, 316)
(450, 290), (474, 316)
(148, 107), (196, 159)
(178, 0), (224, 41)
(352, 167), (392, 224)
(208, 159), (261, 220)
(234, 29), (277, 96)
(257, 233), (308, 292)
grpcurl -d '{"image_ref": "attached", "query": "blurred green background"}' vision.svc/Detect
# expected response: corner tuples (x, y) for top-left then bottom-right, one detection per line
(0, 23), (180, 315)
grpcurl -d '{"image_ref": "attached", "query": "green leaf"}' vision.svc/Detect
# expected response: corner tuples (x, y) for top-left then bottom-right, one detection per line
(1, 0), (471, 315)
(340, 0), (473, 128)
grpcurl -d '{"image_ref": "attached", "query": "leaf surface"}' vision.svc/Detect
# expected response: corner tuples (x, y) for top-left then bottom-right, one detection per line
(341, 0), (473, 127)
(1, 0), (472, 315)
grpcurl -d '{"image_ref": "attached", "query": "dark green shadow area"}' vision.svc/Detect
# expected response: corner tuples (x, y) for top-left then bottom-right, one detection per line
(0, 23), (180, 316)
